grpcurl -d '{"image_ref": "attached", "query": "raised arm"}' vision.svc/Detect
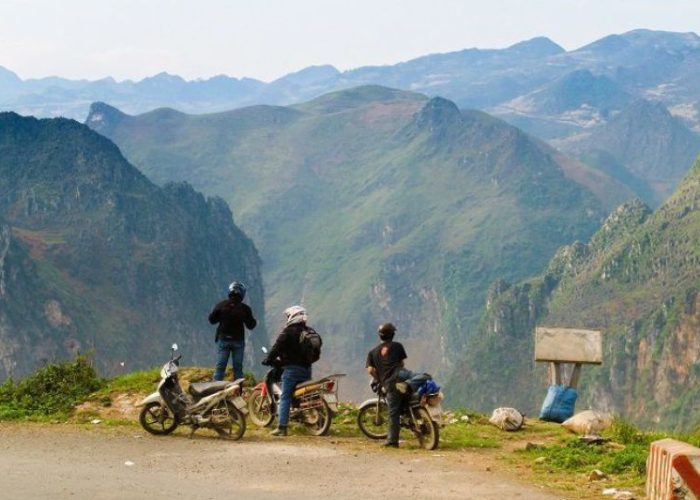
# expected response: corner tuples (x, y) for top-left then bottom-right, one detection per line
(244, 304), (257, 330)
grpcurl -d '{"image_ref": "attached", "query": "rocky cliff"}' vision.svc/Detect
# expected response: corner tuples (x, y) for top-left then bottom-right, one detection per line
(0, 113), (267, 379)
(453, 158), (700, 430)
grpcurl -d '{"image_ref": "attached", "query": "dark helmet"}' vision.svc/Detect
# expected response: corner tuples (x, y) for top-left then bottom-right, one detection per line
(228, 281), (247, 300)
(377, 322), (396, 341)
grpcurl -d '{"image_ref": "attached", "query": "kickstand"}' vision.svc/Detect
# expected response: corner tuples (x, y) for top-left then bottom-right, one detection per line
(188, 426), (198, 439)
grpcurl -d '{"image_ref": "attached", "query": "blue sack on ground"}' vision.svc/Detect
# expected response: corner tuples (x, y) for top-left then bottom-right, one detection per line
(539, 384), (577, 423)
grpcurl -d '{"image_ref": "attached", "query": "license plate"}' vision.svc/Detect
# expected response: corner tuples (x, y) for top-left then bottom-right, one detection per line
(232, 396), (247, 411)
(323, 394), (338, 411)
(427, 403), (442, 420)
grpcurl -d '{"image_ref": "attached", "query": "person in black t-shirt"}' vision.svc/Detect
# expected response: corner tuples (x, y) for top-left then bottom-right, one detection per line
(366, 322), (407, 448)
(208, 281), (257, 381)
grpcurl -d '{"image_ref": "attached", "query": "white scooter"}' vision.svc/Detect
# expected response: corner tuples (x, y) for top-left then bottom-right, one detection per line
(137, 344), (248, 440)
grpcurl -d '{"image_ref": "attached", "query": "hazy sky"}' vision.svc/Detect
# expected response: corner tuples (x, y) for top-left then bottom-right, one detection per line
(1, 0), (698, 82)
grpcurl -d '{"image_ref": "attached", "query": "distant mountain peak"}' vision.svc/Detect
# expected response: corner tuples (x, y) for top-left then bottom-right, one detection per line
(414, 96), (461, 126)
(272, 64), (340, 86)
(609, 99), (680, 129)
(507, 36), (565, 56)
(575, 29), (700, 54)
(136, 72), (187, 86)
(0, 65), (21, 84)
(297, 85), (425, 113)
(85, 102), (127, 132)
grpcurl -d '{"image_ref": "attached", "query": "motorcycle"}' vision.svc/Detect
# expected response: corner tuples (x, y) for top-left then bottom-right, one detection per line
(247, 348), (344, 435)
(136, 344), (248, 440)
(356, 380), (443, 450)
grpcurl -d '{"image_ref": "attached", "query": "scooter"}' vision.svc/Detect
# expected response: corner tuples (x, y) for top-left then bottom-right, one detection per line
(356, 379), (443, 450)
(247, 347), (344, 435)
(137, 344), (248, 440)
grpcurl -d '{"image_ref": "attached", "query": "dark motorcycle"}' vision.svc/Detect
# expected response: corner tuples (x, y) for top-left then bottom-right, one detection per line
(357, 380), (442, 450)
(137, 344), (248, 440)
(247, 349), (344, 435)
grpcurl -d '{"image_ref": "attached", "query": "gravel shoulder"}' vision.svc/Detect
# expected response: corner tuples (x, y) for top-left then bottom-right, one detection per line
(0, 422), (561, 500)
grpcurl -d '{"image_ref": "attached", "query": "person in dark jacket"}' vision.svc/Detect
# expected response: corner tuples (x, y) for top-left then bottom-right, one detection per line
(262, 305), (315, 436)
(366, 322), (407, 448)
(208, 281), (257, 381)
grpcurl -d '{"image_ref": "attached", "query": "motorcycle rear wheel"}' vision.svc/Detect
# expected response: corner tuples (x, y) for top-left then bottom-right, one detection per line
(357, 400), (389, 440)
(248, 388), (275, 427)
(303, 399), (332, 436)
(213, 400), (246, 441)
(413, 406), (439, 450)
(139, 402), (179, 435)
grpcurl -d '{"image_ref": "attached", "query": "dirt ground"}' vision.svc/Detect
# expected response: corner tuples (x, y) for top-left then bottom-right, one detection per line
(0, 422), (561, 500)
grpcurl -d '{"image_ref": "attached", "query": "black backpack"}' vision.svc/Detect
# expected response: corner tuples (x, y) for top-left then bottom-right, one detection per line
(299, 327), (322, 364)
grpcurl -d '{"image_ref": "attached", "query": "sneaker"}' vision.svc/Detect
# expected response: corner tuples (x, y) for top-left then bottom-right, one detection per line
(270, 427), (287, 437)
(382, 441), (399, 448)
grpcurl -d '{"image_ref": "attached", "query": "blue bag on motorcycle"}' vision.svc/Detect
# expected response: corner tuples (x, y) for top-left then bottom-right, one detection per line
(417, 379), (440, 396)
(539, 384), (577, 423)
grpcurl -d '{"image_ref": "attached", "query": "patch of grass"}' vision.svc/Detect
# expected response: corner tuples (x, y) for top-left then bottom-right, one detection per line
(439, 422), (501, 449)
(522, 437), (647, 476)
(93, 368), (161, 397)
(0, 355), (103, 419)
(512, 417), (666, 494)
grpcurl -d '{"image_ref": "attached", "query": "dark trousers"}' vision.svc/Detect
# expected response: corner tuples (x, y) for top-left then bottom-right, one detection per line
(386, 390), (403, 445)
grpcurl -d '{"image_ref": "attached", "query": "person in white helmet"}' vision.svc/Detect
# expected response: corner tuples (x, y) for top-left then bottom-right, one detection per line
(262, 305), (319, 436)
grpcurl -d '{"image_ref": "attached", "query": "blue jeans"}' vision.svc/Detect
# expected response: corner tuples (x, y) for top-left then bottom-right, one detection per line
(214, 339), (245, 381)
(278, 364), (312, 428)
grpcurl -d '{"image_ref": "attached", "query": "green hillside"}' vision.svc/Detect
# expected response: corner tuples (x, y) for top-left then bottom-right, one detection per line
(86, 86), (630, 390)
(558, 99), (700, 205)
(453, 156), (700, 429)
(0, 113), (267, 379)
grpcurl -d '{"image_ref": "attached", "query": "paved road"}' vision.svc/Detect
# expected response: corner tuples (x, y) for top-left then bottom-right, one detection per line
(0, 423), (560, 499)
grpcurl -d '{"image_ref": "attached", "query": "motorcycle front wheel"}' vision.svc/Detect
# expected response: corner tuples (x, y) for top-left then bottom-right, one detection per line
(303, 398), (332, 436)
(213, 400), (246, 441)
(247, 388), (275, 427)
(357, 399), (389, 440)
(413, 406), (440, 450)
(139, 402), (179, 435)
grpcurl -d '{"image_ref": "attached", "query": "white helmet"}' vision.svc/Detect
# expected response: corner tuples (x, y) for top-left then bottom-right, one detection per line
(284, 305), (307, 326)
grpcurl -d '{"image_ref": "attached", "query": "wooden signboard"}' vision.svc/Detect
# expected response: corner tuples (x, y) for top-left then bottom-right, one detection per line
(535, 327), (603, 365)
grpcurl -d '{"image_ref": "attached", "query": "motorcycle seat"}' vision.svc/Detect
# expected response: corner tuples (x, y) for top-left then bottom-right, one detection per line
(188, 381), (234, 398)
(294, 379), (318, 390)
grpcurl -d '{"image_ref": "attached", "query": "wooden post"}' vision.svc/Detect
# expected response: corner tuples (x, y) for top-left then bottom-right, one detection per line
(550, 362), (562, 385)
(569, 363), (582, 388)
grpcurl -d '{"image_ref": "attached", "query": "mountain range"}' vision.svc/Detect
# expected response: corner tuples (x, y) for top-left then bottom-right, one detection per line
(0, 113), (267, 379)
(5, 29), (700, 209)
(84, 86), (633, 393)
(2, 29), (699, 133)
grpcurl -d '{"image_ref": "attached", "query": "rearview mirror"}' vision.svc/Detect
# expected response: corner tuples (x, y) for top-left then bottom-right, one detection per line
(261, 346), (268, 354)
(171, 343), (179, 351)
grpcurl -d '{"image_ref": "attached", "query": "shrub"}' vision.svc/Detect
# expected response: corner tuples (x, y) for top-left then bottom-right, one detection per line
(0, 356), (103, 418)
